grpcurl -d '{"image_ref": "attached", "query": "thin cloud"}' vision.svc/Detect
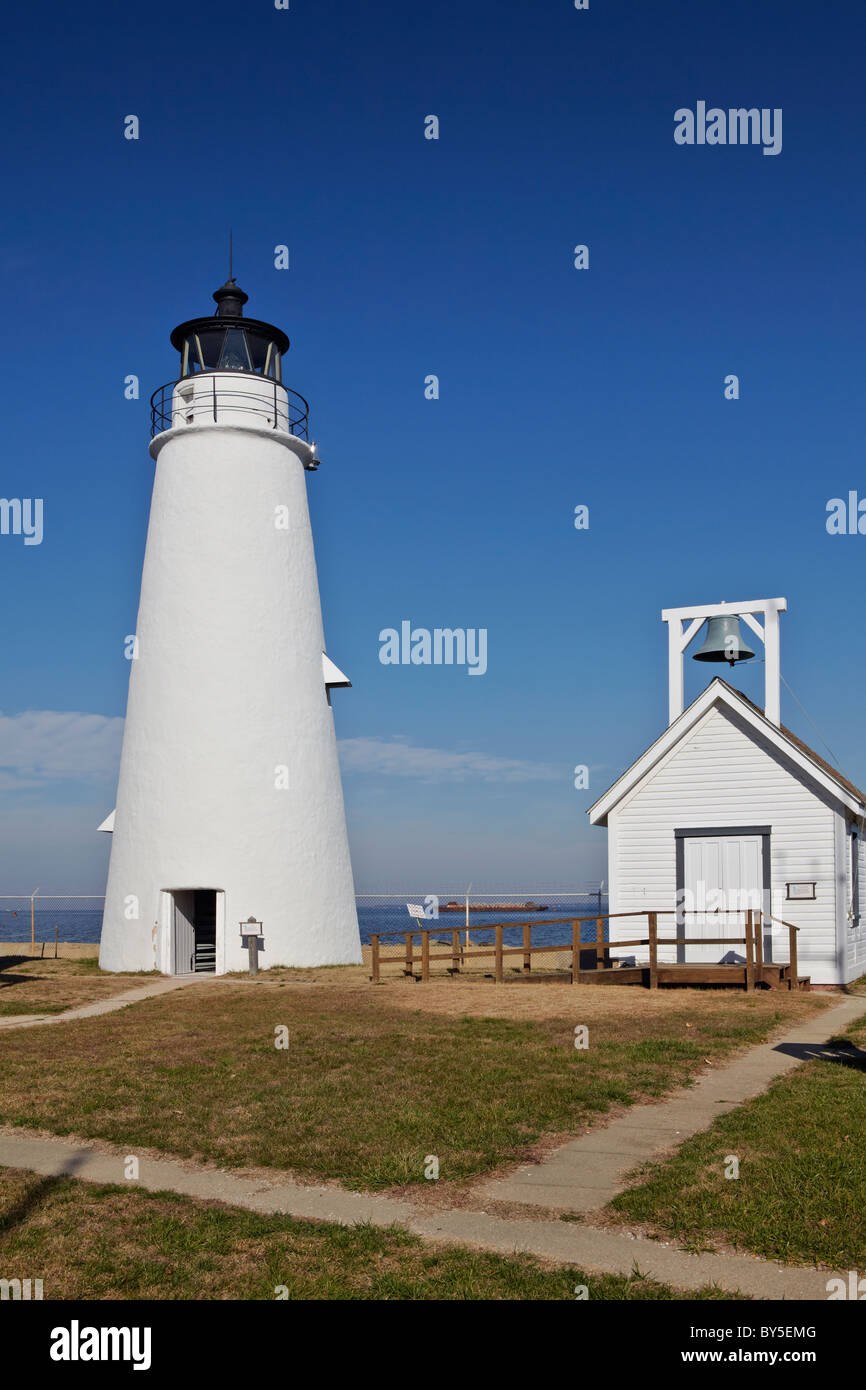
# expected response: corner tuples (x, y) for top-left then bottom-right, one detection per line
(0, 710), (124, 787)
(337, 736), (563, 784)
(0, 713), (578, 791)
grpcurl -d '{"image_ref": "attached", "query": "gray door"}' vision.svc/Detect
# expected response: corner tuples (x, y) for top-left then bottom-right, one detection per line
(172, 891), (196, 974)
(682, 835), (764, 964)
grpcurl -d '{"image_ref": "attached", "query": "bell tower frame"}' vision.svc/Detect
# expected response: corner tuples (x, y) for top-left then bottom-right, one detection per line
(661, 598), (787, 728)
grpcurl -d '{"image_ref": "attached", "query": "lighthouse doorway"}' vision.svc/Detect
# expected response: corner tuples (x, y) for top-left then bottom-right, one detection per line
(171, 889), (217, 975)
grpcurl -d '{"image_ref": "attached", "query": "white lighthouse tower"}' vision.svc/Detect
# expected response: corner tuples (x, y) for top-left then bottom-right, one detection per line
(99, 276), (362, 975)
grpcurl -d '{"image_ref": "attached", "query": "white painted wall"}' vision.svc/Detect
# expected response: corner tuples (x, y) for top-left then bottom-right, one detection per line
(170, 372), (292, 432)
(100, 412), (361, 974)
(606, 703), (845, 984)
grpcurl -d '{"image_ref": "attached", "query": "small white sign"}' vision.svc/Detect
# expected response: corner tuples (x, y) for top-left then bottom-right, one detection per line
(406, 904), (425, 917)
(786, 882), (816, 900)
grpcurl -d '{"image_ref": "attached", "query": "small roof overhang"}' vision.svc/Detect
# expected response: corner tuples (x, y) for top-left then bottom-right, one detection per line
(322, 653), (351, 689)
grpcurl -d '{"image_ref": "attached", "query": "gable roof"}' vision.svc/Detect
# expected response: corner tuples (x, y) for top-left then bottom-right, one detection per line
(588, 677), (866, 826)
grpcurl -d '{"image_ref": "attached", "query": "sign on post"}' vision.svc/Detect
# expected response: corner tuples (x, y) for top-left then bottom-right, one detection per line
(240, 916), (264, 975)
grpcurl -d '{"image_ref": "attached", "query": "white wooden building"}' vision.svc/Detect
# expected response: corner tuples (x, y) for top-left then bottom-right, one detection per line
(588, 602), (866, 987)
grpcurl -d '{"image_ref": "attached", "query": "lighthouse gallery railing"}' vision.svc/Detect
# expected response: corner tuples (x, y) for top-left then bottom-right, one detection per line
(150, 376), (310, 441)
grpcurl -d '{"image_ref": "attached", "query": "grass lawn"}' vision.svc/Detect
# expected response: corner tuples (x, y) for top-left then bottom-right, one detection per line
(0, 976), (829, 1190)
(607, 1010), (866, 1268)
(0, 955), (148, 1016)
(0, 1166), (742, 1300)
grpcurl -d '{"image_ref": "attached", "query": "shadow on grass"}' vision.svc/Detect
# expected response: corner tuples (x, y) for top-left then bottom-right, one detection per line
(0, 1152), (91, 1239)
(0, 959), (41, 989)
(773, 1038), (866, 1070)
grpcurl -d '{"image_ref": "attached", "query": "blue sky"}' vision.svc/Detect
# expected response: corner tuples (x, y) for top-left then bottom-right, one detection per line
(1, 0), (864, 892)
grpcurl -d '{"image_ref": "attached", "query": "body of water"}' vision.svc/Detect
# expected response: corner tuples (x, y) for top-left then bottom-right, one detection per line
(0, 897), (608, 949)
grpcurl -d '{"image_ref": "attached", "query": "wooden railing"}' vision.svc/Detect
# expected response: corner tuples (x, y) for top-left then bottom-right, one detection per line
(369, 908), (801, 989)
(764, 913), (800, 986)
(369, 916), (603, 984)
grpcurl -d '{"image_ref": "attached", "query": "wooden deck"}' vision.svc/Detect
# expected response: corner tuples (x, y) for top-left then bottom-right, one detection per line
(573, 961), (810, 990)
(369, 909), (811, 991)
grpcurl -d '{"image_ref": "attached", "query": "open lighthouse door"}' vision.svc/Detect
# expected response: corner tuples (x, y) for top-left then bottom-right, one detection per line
(170, 890), (217, 974)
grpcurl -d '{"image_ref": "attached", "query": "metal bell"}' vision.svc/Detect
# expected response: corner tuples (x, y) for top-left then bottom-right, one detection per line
(692, 614), (756, 666)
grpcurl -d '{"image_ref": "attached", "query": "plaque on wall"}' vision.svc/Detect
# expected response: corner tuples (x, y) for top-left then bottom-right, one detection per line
(785, 882), (816, 900)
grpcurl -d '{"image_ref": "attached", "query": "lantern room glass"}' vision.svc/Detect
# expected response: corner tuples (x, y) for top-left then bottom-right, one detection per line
(180, 329), (282, 381)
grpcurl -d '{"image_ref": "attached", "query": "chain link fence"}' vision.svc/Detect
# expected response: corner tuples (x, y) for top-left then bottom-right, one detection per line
(0, 891), (608, 972)
(0, 896), (107, 952)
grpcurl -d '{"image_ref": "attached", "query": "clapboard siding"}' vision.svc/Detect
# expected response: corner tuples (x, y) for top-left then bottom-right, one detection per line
(607, 704), (843, 982)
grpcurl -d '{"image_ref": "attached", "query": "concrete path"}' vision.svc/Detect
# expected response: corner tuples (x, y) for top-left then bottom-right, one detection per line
(0, 1127), (841, 1298)
(0, 1130), (417, 1228)
(480, 994), (866, 1212)
(0, 974), (213, 1031)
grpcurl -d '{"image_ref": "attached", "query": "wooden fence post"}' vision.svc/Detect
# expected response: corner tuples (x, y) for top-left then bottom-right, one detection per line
(648, 912), (658, 989)
(789, 923), (799, 990)
(421, 929), (430, 982)
(494, 924), (504, 983)
(596, 916), (605, 971)
(572, 919), (580, 984)
(745, 911), (755, 992)
(754, 909), (764, 980)
(371, 933), (380, 983)
(523, 922), (531, 974)
(405, 932), (413, 978)
(451, 928), (460, 975)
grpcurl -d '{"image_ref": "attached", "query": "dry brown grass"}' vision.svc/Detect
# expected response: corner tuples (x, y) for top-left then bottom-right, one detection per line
(222, 962), (834, 1028)
(0, 975), (834, 1191)
(0, 955), (150, 1017)
(366, 976), (833, 1025)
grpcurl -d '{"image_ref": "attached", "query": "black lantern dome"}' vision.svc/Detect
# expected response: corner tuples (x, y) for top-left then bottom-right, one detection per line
(169, 279), (290, 382)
